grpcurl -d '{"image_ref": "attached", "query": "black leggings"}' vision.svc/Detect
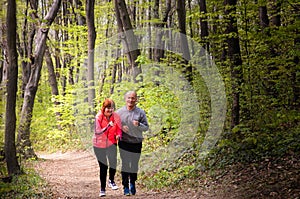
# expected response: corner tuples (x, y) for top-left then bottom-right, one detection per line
(118, 141), (142, 188)
(94, 144), (117, 190)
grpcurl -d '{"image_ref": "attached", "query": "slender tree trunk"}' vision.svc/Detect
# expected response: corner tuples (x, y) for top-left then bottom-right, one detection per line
(224, 0), (243, 129)
(114, 0), (141, 82)
(5, 0), (21, 176)
(270, 0), (281, 27)
(74, 0), (86, 84)
(259, 5), (269, 29)
(187, 0), (195, 55)
(17, 0), (62, 159)
(18, 0), (28, 98)
(176, 0), (192, 82)
(110, 63), (117, 94)
(86, 0), (96, 111)
(147, 0), (152, 59)
(153, 0), (171, 62)
(45, 47), (62, 128)
(198, 0), (209, 51)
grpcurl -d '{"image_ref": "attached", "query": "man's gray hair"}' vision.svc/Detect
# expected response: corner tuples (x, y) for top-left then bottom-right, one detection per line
(124, 90), (137, 98)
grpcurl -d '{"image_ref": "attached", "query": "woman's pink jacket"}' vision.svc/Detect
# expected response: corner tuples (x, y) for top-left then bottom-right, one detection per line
(93, 112), (122, 148)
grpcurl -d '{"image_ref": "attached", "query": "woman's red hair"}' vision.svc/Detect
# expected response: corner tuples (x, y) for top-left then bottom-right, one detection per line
(101, 98), (115, 113)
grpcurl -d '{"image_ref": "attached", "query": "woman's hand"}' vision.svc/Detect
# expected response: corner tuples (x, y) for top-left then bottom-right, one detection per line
(108, 121), (114, 126)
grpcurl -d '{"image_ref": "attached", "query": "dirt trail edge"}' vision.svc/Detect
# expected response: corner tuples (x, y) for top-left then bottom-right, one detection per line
(34, 150), (208, 199)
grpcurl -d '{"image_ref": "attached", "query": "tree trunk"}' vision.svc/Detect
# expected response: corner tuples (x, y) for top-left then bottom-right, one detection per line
(5, 0), (21, 176)
(45, 46), (62, 128)
(86, 0), (96, 111)
(224, 0), (243, 129)
(270, 0), (281, 27)
(259, 5), (269, 29)
(176, 0), (192, 82)
(18, 0), (37, 99)
(17, 0), (62, 159)
(198, 0), (209, 51)
(114, 0), (141, 82)
(153, 0), (171, 62)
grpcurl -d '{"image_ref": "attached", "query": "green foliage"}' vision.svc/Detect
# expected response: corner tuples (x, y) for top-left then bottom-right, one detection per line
(207, 111), (300, 168)
(0, 164), (52, 198)
(141, 165), (195, 190)
(30, 73), (86, 153)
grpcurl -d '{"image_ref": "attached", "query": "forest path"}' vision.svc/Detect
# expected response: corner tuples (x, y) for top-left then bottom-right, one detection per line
(34, 150), (209, 199)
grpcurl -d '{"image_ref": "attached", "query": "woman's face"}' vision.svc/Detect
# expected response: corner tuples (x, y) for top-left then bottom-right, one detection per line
(104, 106), (114, 117)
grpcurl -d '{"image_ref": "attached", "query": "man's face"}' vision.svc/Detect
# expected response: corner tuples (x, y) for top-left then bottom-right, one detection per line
(126, 92), (137, 109)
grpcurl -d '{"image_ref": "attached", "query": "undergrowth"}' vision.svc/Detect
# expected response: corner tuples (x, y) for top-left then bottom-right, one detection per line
(0, 161), (52, 198)
(140, 112), (300, 192)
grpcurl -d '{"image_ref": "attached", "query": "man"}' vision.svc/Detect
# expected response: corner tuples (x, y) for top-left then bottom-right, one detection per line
(117, 91), (149, 196)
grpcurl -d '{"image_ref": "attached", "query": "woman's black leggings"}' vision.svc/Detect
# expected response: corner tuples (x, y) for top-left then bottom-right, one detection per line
(94, 144), (117, 190)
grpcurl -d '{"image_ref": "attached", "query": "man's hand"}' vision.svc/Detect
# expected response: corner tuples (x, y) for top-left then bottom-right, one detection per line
(133, 120), (139, 127)
(122, 125), (129, 133)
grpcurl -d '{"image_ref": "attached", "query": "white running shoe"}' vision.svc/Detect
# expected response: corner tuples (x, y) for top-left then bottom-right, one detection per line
(108, 180), (119, 190)
(99, 190), (106, 197)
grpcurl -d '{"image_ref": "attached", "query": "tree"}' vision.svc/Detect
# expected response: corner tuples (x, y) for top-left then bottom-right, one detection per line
(224, 0), (243, 128)
(86, 0), (96, 111)
(45, 46), (62, 129)
(114, 0), (141, 82)
(198, 0), (209, 50)
(5, 0), (21, 175)
(17, 0), (62, 159)
(270, 0), (281, 27)
(153, 0), (171, 62)
(259, 3), (269, 29)
(176, 0), (192, 82)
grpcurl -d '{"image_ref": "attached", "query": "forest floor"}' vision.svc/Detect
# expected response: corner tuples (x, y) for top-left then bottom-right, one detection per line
(33, 150), (300, 199)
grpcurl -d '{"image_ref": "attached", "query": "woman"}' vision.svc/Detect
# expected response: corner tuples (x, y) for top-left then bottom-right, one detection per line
(93, 98), (122, 197)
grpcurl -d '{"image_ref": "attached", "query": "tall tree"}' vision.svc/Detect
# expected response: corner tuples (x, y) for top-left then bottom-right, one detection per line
(153, 0), (171, 62)
(17, 0), (62, 159)
(176, 0), (192, 82)
(270, 0), (281, 27)
(5, 0), (21, 175)
(114, 0), (141, 81)
(198, 0), (209, 50)
(86, 0), (96, 110)
(259, 3), (269, 29)
(45, 46), (62, 130)
(224, 0), (243, 128)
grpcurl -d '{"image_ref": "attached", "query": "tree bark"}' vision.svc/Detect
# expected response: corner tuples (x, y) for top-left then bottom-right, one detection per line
(20, 0), (38, 99)
(259, 5), (269, 29)
(114, 0), (141, 82)
(153, 0), (171, 62)
(270, 0), (281, 27)
(45, 47), (62, 128)
(86, 0), (96, 111)
(198, 0), (209, 51)
(224, 0), (243, 129)
(17, 0), (62, 159)
(5, 0), (21, 176)
(176, 0), (192, 82)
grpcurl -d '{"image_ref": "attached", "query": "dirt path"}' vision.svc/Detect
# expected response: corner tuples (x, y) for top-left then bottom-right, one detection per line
(34, 150), (209, 199)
